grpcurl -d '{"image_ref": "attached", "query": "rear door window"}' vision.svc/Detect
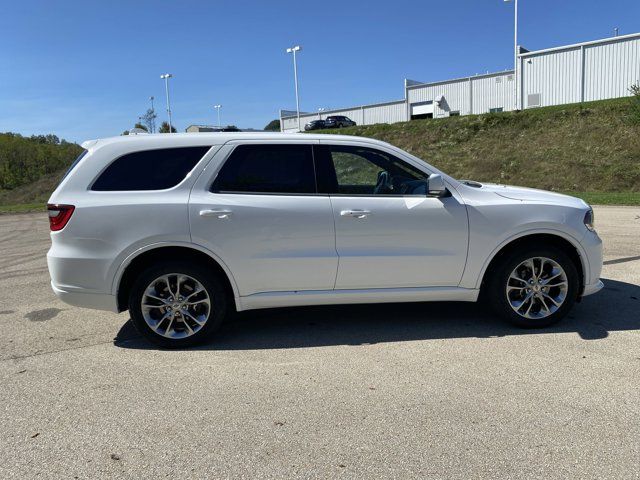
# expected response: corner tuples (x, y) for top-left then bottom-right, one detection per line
(92, 146), (210, 191)
(211, 144), (316, 194)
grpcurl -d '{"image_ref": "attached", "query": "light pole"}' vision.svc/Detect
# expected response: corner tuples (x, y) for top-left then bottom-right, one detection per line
(149, 96), (156, 133)
(318, 107), (325, 120)
(286, 45), (302, 131)
(213, 104), (222, 127)
(504, 0), (519, 110)
(160, 73), (173, 133)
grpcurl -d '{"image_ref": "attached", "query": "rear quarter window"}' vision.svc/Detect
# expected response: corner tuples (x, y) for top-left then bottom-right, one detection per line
(91, 146), (210, 191)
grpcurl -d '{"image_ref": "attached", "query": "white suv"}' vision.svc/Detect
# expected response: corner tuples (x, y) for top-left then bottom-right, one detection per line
(47, 133), (603, 347)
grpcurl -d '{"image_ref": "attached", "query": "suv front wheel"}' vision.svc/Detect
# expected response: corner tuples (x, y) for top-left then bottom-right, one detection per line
(487, 246), (579, 328)
(128, 262), (228, 347)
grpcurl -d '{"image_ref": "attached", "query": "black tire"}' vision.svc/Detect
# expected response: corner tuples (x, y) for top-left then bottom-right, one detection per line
(486, 246), (579, 328)
(128, 261), (228, 348)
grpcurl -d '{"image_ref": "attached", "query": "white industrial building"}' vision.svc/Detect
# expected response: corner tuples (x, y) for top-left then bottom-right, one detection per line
(280, 32), (640, 132)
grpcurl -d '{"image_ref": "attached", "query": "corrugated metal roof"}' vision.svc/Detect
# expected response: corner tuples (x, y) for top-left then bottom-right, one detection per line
(519, 31), (640, 57)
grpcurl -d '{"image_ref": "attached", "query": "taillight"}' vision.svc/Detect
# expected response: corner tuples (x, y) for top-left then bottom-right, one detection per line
(47, 204), (75, 231)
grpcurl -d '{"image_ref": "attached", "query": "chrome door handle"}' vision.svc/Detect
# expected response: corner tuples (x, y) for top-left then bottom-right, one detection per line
(340, 209), (371, 219)
(199, 209), (233, 219)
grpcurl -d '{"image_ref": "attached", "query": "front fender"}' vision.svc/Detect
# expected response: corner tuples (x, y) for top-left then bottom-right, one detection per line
(461, 227), (589, 290)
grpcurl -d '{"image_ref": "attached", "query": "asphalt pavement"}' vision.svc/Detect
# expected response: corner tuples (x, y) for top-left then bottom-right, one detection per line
(0, 206), (638, 479)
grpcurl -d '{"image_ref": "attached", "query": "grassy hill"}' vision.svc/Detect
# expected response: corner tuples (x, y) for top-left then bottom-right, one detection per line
(1, 97), (639, 213)
(0, 133), (82, 212)
(316, 97), (640, 205)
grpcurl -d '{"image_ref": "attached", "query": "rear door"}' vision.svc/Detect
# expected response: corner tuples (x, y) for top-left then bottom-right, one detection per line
(189, 141), (338, 296)
(316, 141), (468, 290)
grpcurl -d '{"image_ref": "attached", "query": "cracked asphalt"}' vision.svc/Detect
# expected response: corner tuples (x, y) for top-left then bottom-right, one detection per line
(0, 206), (638, 479)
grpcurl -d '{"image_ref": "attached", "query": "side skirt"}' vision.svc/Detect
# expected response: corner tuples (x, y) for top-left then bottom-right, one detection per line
(237, 286), (479, 311)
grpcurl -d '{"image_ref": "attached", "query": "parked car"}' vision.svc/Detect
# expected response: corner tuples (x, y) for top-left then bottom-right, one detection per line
(324, 116), (356, 128)
(211, 126), (241, 132)
(47, 133), (603, 347)
(304, 119), (326, 131)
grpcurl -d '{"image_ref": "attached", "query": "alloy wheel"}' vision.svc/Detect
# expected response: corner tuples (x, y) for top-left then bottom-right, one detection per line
(141, 273), (211, 339)
(505, 257), (569, 319)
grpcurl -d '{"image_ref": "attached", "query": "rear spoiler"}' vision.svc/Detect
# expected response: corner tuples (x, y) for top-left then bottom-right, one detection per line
(81, 139), (99, 150)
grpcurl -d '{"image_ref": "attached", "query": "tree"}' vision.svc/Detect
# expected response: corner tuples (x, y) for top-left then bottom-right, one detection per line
(133, 123), (148, 132)
(0, 132), (82, 190)
(121, 130), (130, 136)
(158, 121), (177, 133)
(140, 108), (157, 133)
(30, 134), (60, 145)
(264, 119), (280, 131)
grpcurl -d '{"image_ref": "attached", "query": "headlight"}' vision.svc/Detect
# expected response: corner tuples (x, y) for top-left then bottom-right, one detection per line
(584, 207), (595, 231)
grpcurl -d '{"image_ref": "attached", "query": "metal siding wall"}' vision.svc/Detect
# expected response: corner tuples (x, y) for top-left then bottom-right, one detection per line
(472, 73), (515, 113)
(408, 81), (469, 117)
(435, 81), (469, 118)
(363, 102), (407, 124)
(521, 48), (582, 107)
(584, 37), (640, 101)
(280, 33), (640, 127)
(282, 116), (301, 131)
(407, 85), (432, 104)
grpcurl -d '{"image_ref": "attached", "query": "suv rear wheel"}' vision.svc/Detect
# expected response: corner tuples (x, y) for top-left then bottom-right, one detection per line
(128, 261), (227, 347)
(487, 246), (579, 328)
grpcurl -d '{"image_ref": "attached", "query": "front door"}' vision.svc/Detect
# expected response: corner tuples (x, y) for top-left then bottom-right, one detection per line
(316, 142), (468, 290)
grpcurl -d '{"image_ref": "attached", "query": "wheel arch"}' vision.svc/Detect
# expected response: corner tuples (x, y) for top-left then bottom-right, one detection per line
(477, 231), (587, 297)
(114, 243), (240, 312)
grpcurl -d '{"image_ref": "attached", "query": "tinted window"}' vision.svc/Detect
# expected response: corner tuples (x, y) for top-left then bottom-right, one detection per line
(320, 145), (428, 195)
(212, 144), (316, 194)
(92, 147), (209, 191)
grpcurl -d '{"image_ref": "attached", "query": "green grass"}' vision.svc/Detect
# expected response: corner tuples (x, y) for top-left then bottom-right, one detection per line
(0, 202), (46, 214)
(563, 191), (640, 206)
(313, 97), (640, 197)
(0, 170), (66, 211)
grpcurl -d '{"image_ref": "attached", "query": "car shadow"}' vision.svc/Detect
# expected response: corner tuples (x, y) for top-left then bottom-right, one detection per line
(114, 278), (640, 351)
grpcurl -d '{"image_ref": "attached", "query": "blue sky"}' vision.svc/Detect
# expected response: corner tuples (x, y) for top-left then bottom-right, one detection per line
(1, 0), (638, 142)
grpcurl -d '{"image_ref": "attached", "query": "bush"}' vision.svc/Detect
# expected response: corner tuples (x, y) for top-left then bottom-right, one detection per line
(630, 83), (640, 124)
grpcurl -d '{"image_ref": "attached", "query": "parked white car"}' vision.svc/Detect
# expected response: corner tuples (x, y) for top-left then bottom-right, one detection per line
(47, 133), (603, 347)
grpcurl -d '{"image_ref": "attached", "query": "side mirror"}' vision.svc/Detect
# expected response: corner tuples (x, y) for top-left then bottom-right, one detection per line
(427, 174), (447, 197)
